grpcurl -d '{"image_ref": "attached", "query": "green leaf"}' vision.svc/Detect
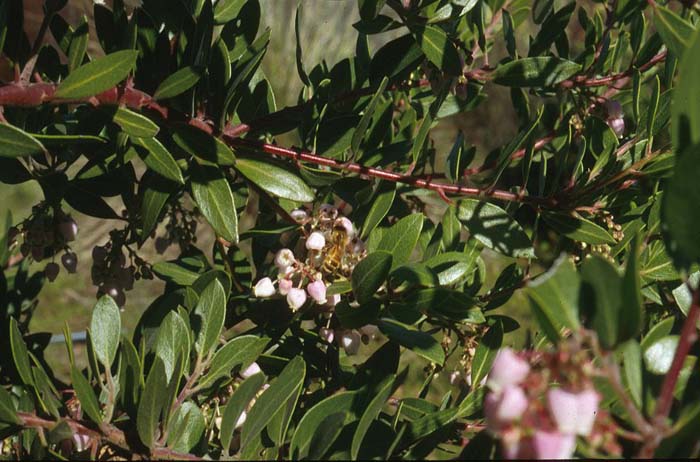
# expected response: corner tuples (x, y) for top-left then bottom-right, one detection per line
(445, 131), (466, 184)
(621, 340), (643, 408)
(199, 335), (268, 388)
(377, 214), (424, 269)
(370, 34), (424, 83)
(137, 358), (168, 449)
(620, 236), (643, 343)
(662, 143), (700, 269)
(90, 295), (121, 368)
(290, 390), (364, 459)
(67, 15), (89, 72)
(294, 4), (310, 87)
(361, 181), (396, 239)
(154, 66), (202, 100)
(527, 254), (580, 340)
(55, 50), (138, 99)
(0, 383), (20, 424)
(378, 318), (444, 365)
(541, 211), (616, 245)
(351, 76), (389, 156)
(220, 372), (266, 452)
(172, 124), (235, 166)
(455, 199), (534, 258)
(140, 174), (175, 244)
(336, 300), (381, 329)
(133, 137), (184, 184)
(190, 163), (238, 244)
(167, 401), (205, 453)
(241, 356), (306, 450)
(643, 335), (679, 375)
(0, 123), (47, 158)
(471, 319), (503, 387)
(351, 374), (395, 459)
(9, 318), (34, 387)
(70, 366), (102, 424)
(400, 287), (484, 323)
(653, 4), (695, 59)
(352, 251), (392, 304)
(307, 412), (347, 460)
(672, 28), (700, 153)
(191, 279), (227, 358)
(152, 257), (206, 286)
(672, 271), (700, 317)
(111, 108), (159, 137)
(359, 0), (386, 20)
(154, 311), (190, 382)
(413, 24), (461, 75)
(492, 57), (581, 87)
(213, 0), (246, 23)
(235, 157), (315, 202)
(581, 255), (624, 349)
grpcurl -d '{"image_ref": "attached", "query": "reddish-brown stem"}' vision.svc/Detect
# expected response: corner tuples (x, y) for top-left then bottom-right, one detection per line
(653, 286), (700, 420)
(229, 137), (554, 206)
(559, 51), (667, 89)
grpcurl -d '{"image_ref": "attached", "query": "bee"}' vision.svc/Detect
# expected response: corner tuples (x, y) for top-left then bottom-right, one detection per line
(321, 223), (350, 277)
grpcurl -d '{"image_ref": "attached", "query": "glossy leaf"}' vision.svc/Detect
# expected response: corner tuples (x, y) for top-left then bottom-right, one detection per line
(0, 123), (46, 158)
(190, 163), (238, 244)
(654, 4), (695, 59)
(471, 319), (503, 387)
(0, 385), (19, 425)
(199, 335), (268, 388)
(351, 374), (395, 459)
(352, 251), (392, 304)
(455, 199), (534, 258)
(378, 318), (444, 365)
(492, 57), (580, 87)
(361, 181), (396, 239)
(154, 66), (202, 100)
(241, 356), (306, 450)
(351, 76), (389, 156)
(133, 137), (184, 184)
(55, 50), (138, 98)
(112, 108), (159, 137)
(235, 157), (315, 202)
(643, 335), (679, 375)
(172, 124), (235, 166)
(541, 211), (616, 245)
(376, 214), (424, 269)
(70, 366), (102, 424)
(220, 372), (266, 452)
(412, 24), (461, 75)
(9, 318), (34, 387)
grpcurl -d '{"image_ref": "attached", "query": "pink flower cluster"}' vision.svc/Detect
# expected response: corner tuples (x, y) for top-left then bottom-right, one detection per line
(484, 348), (601, 459)
(318, 324), (379, 356)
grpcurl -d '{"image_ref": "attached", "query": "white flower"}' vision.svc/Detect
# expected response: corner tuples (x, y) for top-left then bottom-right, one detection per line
(253, 277), (275, 298)
(290, 209), (308, 221)
(334, 217), (355, 239)
(608, 117), (625, 138)
(287, 288), (307, 310)
(240, 362), (262, 379)
(487, 348), (530, 392)
(274, 248), (296, 271)
(306, 279), (327, 303)
(306, 232), (326, 251)
(546, 387), (600, 436)
(278, 278), (293, 295)
(484, 386), (529, 431)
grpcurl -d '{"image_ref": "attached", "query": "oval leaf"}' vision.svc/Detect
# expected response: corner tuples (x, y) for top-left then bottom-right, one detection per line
(352, 251), (392, 305)
(191, 163), (238, 244)
(55, 50), (138, 99)
(154, 66), (202, 100)
(0, 123), (46, 158)
(133, 137), (184, 184)
(492, 57), (581, 87)
(90, 295), (121, 368)
(235, 157), (315, 202)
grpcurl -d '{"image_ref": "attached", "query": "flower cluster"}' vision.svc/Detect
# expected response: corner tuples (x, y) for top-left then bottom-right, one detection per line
(483, 347), (607, 459)
(11, 205), (79, 282)
(252, 204), (366, 311)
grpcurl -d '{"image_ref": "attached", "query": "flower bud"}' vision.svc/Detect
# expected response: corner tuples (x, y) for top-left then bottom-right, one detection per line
(61, 252), (78, 273)
(307, 279), (327, 304)
(306, 232), (326, 251)
(253, 277), (275, 298)
(290, 209), (308, 221)
(358, 324), (379, 344)
(547, 387), (600, 436)
(605, 100), (623, 119)
(72, 433), (90, 452)
(530, 430), (576, 459)
(484, 386), (529, 431)
(92, 246), (107, 262)
(278, 278), (293, 295)
(287, 287), (307, 310)
(241, 362), (262, 379)
(58, 217), (78, 242)
(44, 262), (60, 282)
(487, 348), (530, 392)
(339, 330), (361, 355)
(319, 327), (334, 343)
(274, 248), (296, 271)
(608, 117), (625, 138)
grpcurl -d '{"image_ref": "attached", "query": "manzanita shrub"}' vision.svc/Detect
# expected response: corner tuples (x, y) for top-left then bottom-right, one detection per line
(0, 0), (699, 459)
